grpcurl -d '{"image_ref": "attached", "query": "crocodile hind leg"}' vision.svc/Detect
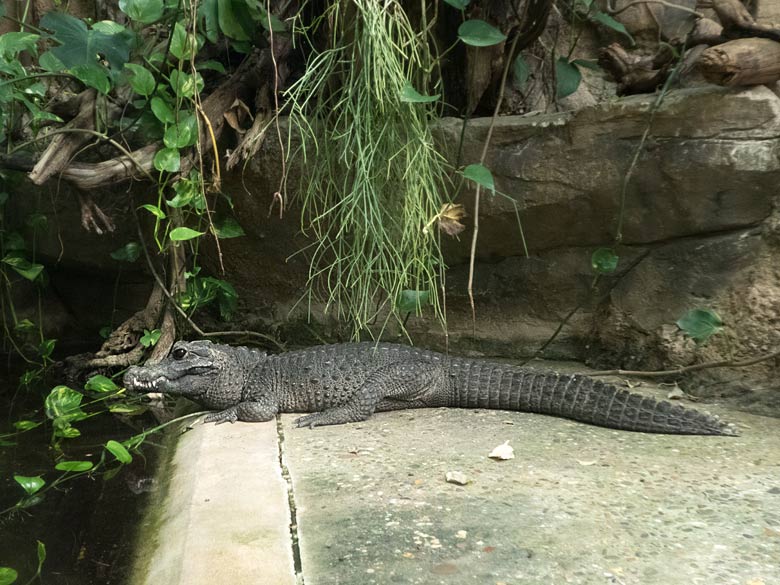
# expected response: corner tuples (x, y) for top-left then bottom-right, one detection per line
(294, 360), (447, 428)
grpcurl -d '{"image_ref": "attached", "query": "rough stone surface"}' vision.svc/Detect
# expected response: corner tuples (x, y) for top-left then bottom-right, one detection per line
(280, 386), (779, 585)
(130, 421), (295, 585)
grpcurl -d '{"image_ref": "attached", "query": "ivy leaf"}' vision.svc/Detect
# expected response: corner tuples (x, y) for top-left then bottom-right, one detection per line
(140, 328), (161, 347)
(217, 0), (250, 40)
(397, 290), (430, 314)
(0, 567), (18, 585)
(555, 57), (582, 99)
(163, 115), (198, 148)
(150, 96), (175, 123)
(70, 63), (111, 94)
(105, 440), (133, 464)
(196, 59), (226, 73)
(118, 0), (164, 23)
(444, 0), (469, 9)
(2, 256), (44, 281)
(44, 386), (87, 425)
(169, 227), (204, 241)
(590, 11), (635, 45)
(139, 204), (166, 219)
(463, 163), (495, 192)
(399, 82), (440, 103)
(13, 420), (41, 431)
(55, 460), (93, 472)
(676, 309), (724, 344)
(458, 20), (506, 47)
(212, 216), (245, 239)
(124, 63), (155, 96)
(513, 55), (530, 90)
(111, 242), (141, 262)
(40, 12), (133, 72)
(38, 338), (56, 359)
(14, 475), (45, 496)
(153, 147), (180, 172)
(591, 248), (619, 274)
(84, 374), (119, 393)
(170, 21), (198, 61)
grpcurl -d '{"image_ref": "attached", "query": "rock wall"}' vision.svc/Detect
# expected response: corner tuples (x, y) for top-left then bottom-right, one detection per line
(9, 85), (780, 411)
(216, 85), (780, 411)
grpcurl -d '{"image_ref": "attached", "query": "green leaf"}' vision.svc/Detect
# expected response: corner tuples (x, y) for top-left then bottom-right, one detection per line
(199, 0), (219, 42)
(44, 385), (86, 423)
(38, 50), (66, 72)
(105, 440), (133, 464)
(444, 0), (470, 9)
(13, 420), (41, 431)
(55, 460), (93, 472)
(513, 55), (530, 89)
(14, 475), (45, 496)
(170, 21), (197, 61)
(213, 216), (245, 239)
(15, 319), (35, 332)
(457, 20), (506, 47)
(591, 11), (635, 45)
(0, 192), (8, 206)
(118, 0), (164, 24)
(140, 328), (161, 347)
(169, 227), (204, 241)
(217, 0), (250, 40)
(591, 248), (619, 274)
(70, 63), (111, 94)
(2, 256), (44, 281)
(124, 63), (155, 96)
(110, 242), (141, 262)
(36, 541), (45, 569)
(40, 12), (133, 72)
(0, 567), (17, 585)
(84, 374), (119, 393)
(397, 290), (430, 314)
(38, 338), (56, 358)
(555, 57), (582, 99)
(26, 213), (47, 230)
(139, 203), (166, 219)
(0, 32), (40, 57)
(196, 59), (226, 73)
(676, 309), (724, 344)
(109, 403), (147, 415)
(399, 82), (440, 103)
(163, 115), (198, 148)
(99, 325), (113, 339)
(463, 163), (495, 192)
(150, 96), (175, 123)
(153, 147), (180, 172)
(169, 70), (202, 98)
(257, 8), (287, 33)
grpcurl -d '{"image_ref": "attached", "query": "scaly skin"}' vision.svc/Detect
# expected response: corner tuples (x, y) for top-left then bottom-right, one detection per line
(123, 340), (738, 436)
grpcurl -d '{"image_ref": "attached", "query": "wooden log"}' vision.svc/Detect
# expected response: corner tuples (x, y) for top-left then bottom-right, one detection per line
(711, 0), (780, 41)
(698, 38), (780, 86)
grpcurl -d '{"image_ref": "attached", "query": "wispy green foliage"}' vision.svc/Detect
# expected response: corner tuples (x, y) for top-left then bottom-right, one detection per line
(286, 0), (448, 336)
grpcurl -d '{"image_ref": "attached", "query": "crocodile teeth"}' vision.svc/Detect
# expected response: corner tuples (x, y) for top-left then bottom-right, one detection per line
(129, 376), (166, 391)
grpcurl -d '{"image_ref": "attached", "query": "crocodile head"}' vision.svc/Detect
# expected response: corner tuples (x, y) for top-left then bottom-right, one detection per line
(123, 340), (257, 405)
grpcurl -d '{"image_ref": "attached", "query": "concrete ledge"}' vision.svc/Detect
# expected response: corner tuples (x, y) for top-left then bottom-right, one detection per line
(131, 421), (295, 585)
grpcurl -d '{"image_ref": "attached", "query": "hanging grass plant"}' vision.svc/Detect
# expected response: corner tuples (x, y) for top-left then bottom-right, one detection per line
(286, 0), (449, 337)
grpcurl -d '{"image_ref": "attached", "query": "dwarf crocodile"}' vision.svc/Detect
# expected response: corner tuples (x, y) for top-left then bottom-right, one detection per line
(123, 340), (737, 435)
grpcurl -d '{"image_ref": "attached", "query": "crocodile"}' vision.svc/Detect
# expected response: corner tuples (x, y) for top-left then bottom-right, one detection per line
(123, 340), (737, 435)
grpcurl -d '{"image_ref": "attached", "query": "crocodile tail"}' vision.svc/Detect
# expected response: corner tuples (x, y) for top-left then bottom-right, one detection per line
(450, 364), (738, 436)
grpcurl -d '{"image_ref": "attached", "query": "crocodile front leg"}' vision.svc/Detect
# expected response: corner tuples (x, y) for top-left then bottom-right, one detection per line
(205, 401), (278, 424)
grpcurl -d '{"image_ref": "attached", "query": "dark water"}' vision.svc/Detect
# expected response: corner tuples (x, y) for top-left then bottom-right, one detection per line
(0, 371), (161, 585)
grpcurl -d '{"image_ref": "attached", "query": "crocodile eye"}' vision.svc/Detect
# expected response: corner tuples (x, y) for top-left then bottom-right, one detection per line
(172, 347), (187, 360)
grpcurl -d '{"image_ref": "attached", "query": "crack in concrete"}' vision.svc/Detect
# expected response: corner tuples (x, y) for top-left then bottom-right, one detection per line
(276, 416), (305, 584)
